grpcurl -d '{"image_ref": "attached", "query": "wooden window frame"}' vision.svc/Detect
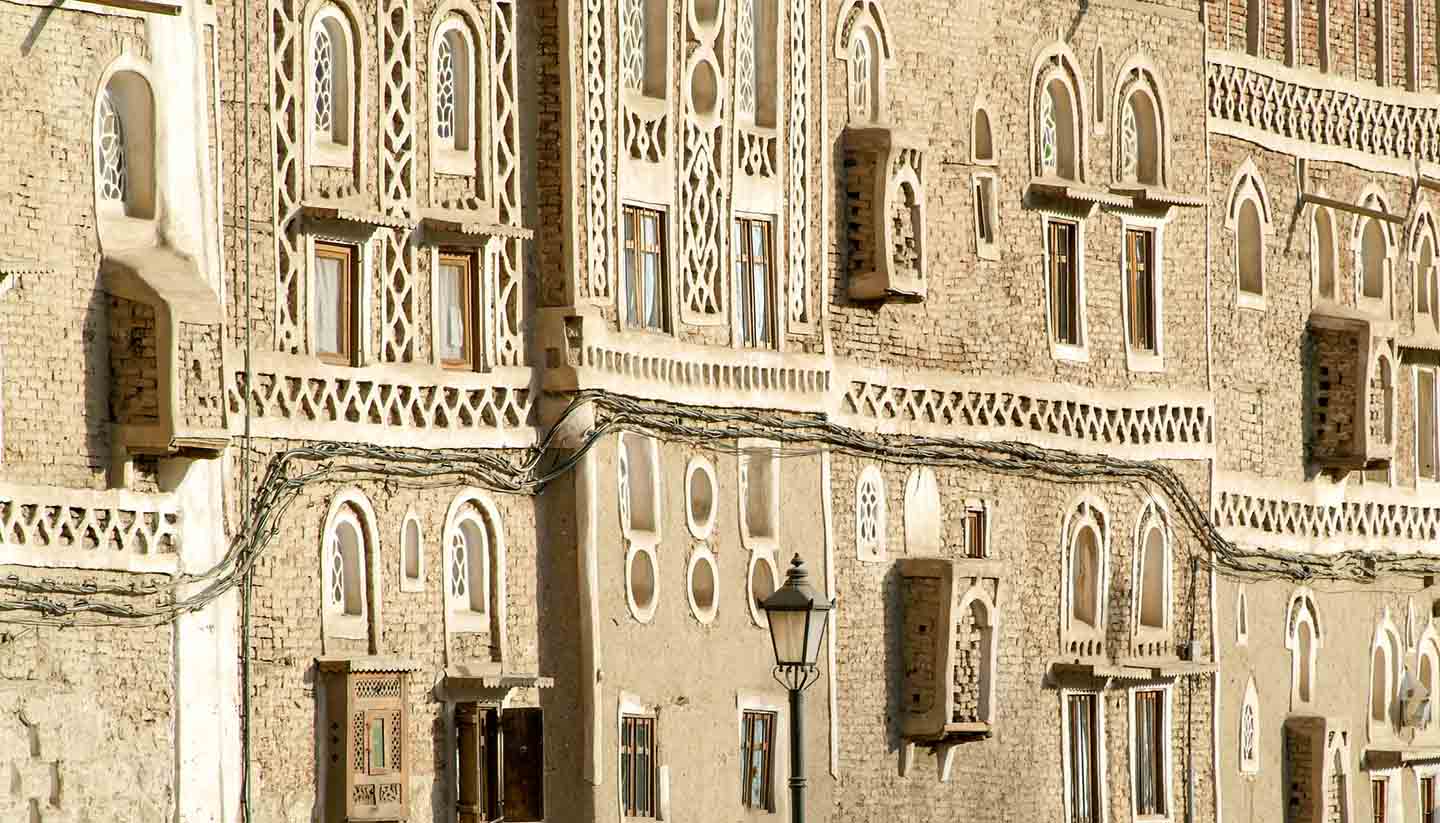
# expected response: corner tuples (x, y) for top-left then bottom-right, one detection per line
(1422, 774), (1436, 823)
(1373, 776), (1388, 823)
(1047, 219), (1083, 351)
(1133, 688), (1168, 818)
(1065, 692), (1102, 823)
(1420, 366), (1439, 482)
(964, 505), (988, 559)
(621, 714), (658, 819)
(1125, 227), (1158, 355)
(735, 215), (777, 349)
(365, 708), (396, 777)
(438, 251), (480, 371)
(622, 204), (670, 333)
(456, 703), (501, 823)
(740, 710), (776, 812)
(315, 241), (360, 366)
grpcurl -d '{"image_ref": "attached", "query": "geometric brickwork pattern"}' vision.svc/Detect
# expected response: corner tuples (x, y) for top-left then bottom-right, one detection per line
(492, 0), (524, 365)
(786, 0), (811, 325)
(841, 379), (1214, 447)
(1208, 55), (1440, 164)
(225, 361), (535, 431)
(269, 0), (306, 354)
(0, 486), (180, 558)
(379, 0), (417, 215)
(678, 0), (726, 320)
(1215, 488), (1440, 549)
(379, 229), (416, 362)
(582, 0), (613, 301)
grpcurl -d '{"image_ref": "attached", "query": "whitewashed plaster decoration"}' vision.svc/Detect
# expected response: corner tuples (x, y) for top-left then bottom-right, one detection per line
(491, 0), (524, 366)
(270, 0), (308, 353)
(685, 456), (718, 541)
(1061, 496), (1108, 658)
(379, 228), (416, 362)
(97, 90), (127, 203)
(678, 0), (727, 323)
(379, 0), (416, 216)
(1240, 677), (1260, 774)
(856, 465), (887, 561)
(582, 0), (613, 301)
(686, 546), (719, 624)
(834, 0), (891, 124)
(399, 509), (424, 592)
(735, 0), (756, 121)
(1114, 61), (1167, 187)
(902, 467), (940, 555)
(786, 0), (812, 325)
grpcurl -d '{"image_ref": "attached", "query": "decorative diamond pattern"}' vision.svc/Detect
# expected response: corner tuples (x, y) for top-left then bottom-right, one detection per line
(436, 37), (455, 141)
(270, 0), (306, 353)
(97, 91), (126, 203)
(379, 0), (416, 215)
(787, 0), (811, 325)
(583, 0), (613, 300)
(493, 0), (524, 365)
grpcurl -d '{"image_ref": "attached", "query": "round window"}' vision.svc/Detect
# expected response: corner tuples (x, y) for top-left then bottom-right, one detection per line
(688, 549), (718, 624)
(747, 553), (777, 628)
(627, 547), (658, 623)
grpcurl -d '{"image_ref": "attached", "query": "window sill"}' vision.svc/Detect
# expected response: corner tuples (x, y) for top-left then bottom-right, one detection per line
(1236, 292), (1266, 311)
(1053, 342), (1090, 363)
(1126, 350), (1165, 373)
(976, 239), (1000, 261)
(324, 613), (368, 640)
(308, 140), (354, 169)
(433, 148), (477, 177)
(447, 610), (491, 634)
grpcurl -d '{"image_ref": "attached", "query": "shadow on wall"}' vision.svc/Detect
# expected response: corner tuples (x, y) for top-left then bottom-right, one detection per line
(91, 268), (115, 474)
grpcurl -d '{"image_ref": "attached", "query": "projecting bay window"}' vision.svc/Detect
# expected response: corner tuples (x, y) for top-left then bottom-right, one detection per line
(437, 252), (479, 370)
(735, 216), (776, 348)
(623, 204), (670, 333)
(456, 704), (545, 823)
(1133, 688), (1168, 819)
(1421, 368), (1438, 482)
(1047, 219), (1083, 354)
(621, 714), (658, 818)
(1125, 228), (1158, 356)
(1065, 692), (1102, 823)
(740, 710), (776, 812)
(315, 242), (359, 366)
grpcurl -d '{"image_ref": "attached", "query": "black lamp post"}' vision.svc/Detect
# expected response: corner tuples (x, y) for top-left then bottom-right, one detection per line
(760, 554), (834, 823)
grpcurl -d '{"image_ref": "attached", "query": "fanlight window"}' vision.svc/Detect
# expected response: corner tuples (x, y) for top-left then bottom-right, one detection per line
(1370, 625), (1401, 733)
(837, 0), (889, 124)
(1238, 200), (1264, 296)
(1286, 592), (1321, 706)
(95, 70), (156, 220)
(620, 0), (667, 99)
(1118, 88), (1160, 185)
(434, 26), (473, 152)
(735, 0), (778, 127)
(850, 33), (875, 122)
(326, 509), (367, 617)
(1418, 232), (1437, 326)
(972, 107), (994, 163)
(310, 9), (354, 155)
(449, 515), (490, 617)
(1039, 78), (1078, 180)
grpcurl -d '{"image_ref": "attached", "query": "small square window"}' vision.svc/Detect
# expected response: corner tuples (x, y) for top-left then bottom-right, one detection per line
(1125, 228), (1158, 354)
(964, 506), (988, 559)
(315, 242), (359, 366)
(623, 205), (670, 333)
(1047, 220), (1082, 348)
(740, 710), (776, 812)
(621, 715), (658, 818)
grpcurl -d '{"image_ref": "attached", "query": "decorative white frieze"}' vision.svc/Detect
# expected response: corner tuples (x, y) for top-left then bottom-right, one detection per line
(269, 0), (306, 353)
(581, 0), (613, 302)
(1215, 473), (1440, 555)
(785, 0), (811, 326)
(491, 0), (524, 366)
(226, 352), (536, 446)
(0, 483), (181, 573)
(378, 0), (417, 216)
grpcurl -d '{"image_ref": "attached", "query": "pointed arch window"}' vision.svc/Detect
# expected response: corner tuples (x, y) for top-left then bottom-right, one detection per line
(94, 70), (156, 220)
(321, 492), (377, 641)
(1137, 518), (1168, 631)
(1227, 163), (1273, 309)
(1117, 81), (1162, 186)
(1239, 677), (1260, 774)
(836, 0), (890, 124)
(1370, 622), (1402, 739)
(309, 7), (356, 167)
(1062, 498), (1108, 658)
(1286, 591), (1322, 708)
(1313, 205), (1339, 301)
(1414, 214), (1438, 330)
(972, 104), (999, 260)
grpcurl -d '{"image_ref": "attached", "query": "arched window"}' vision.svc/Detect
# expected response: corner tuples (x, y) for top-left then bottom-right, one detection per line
(1419, 633), (1439, 732)
(1361, 218), (1388, 300)
(1062, 497), (1108, 658)
(95, 68), (156, 221)
(620, 0), (668, 99)
(1413, 210), (1438, 329)
(972, 107), (994, 164)
(972, 103), (999, 259)
(1240, 677), (1260, 774)
(1039, 79), (1078, 180)
(736, 0), (778, 128)
(1237, 586), (1249, 646)
(836, 0), (890, 124)
(618, 432), (661, 540)
(1372, 349), (1397, 454)
(444, 492), (506, 638)
(1138, 522), (1167, 631)
(1286, 591), (1322, 707)
(958, 595), (998, 725)
(432, 18), (479, 172)
(309, 7), (357, 165)
(1369, 621), (1402, 737)
(1313, 205), (1338, 301)
(1093, 45), (1106, 127)
(399, 510), (424, 592)
(321, 490), (378, 641)
(855, 465), (887, 561)
(1227, 162), (1272, 307)
(1115, 65), (1165, 186)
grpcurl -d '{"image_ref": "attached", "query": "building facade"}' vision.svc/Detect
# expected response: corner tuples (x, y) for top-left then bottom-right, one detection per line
(0, 0), (1438, 821)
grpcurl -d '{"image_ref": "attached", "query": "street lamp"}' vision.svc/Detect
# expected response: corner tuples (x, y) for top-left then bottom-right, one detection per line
(761, 554), (834, 823)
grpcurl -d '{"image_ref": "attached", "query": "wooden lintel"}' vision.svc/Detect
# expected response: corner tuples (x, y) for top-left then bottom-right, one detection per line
(1300, 191), (1405, 225)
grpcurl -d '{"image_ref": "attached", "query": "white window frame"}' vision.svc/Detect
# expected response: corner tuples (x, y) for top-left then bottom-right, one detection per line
(833, 0), (891, 125)
(1369, 615), (1403, 742)
(1311, 201), (1341, 302)
(398, 507), (424, 593)
(1414, 208), (1439, 333)
(746, 549), (778, 629)
(972, 171), (1000, 262)
(1352, 186), (1397, 319)
(617, 692), (669, 821)
(1225, 160), (1272, 312)
(854, 464), (887, 562)
(1371, 768), (1403, 823)
(1061, 688), (1108, 823)
(1120, 214), (1166, 373)
(442, 490), (507, 643)
(956, 588), (1000, 726)
(1042, 211), (1090, 363)
(306, 4), (359, 169)
(732, 212), (782, 351)
(685, 545), (718, 625)
(618, 432), (662, 547)
(430, 15), (482, 176)
(1285, 589), (1322, 709)
(739, 439), (780, 552)
(1061, 495), (1110, 656)
(1127, 683), (1174, 823)
(320, 488), (381, 641)
(901, 467), (942, 556)
(684, 456), (718, 541)
(1132, 500), (1172, 644)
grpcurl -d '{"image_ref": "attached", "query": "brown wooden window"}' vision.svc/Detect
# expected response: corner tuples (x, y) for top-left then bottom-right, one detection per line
(974, 177), (995, 247)
(1422, 775), (1436, 823)
(456, 704), (500, 823)
(502, 708), (546, 822)
(438, 251), (479, 370)
(1133, 689), (1167, 817)
(735, 216), (776, 348)
(457, 705), (545, 823)
(1125, 228), (1157, 353)
(365, 709), (396, 776)
(1422, 368), (1438, 481)
(1048, 220), (1081, 347)
(621, 715), (657, 818)
(1066, 693), (1100, 823)
(740, 710), (776, 812)
(1372, 777), (1388, 823)
(623, 205), (669, 332)
(315, 242), (359, 365)
(964, 506), (987, 559)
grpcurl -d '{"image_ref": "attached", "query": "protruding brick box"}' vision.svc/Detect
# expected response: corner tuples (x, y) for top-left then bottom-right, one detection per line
(1308, 306), (1396, 472)
(843, 127), (928, 303)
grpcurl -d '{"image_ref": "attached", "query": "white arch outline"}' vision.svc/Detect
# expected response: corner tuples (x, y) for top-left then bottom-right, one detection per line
(442, 489), (508, 651)
(320, 487), (382, 647)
